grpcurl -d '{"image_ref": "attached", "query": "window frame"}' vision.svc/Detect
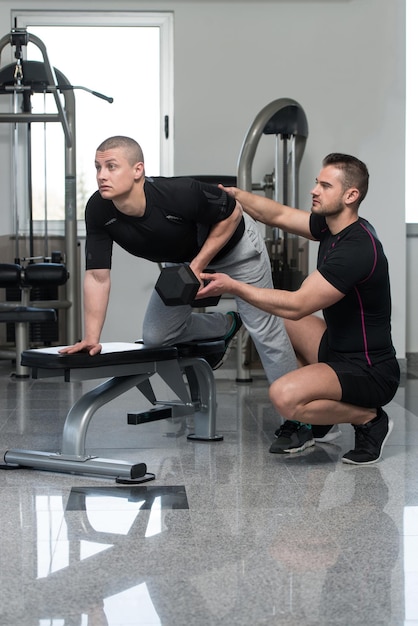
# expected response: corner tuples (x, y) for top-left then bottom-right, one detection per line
(10, 10), (174, 235)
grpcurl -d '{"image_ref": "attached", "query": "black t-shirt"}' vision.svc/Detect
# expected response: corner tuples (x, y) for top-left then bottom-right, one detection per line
(85, 176), (245, 269)
(310, 213), (395, 364)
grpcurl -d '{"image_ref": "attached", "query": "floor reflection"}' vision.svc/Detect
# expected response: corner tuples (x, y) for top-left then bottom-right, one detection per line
(1, 366), (418, 624)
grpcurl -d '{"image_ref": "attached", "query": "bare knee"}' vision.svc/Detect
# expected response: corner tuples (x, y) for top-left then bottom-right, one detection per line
(269, 378), (299, 420)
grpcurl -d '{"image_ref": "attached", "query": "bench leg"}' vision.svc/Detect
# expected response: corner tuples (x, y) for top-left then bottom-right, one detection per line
(4, 371), (155, 479)
(181, 358), (223, 441)
(131, 357), (223, 441)
(61, 372), (155, 456)
(3, 449), (147, 480)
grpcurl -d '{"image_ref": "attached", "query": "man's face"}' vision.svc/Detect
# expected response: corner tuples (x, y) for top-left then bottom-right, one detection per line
(95, 147), (141, 200)
(310, 165), (346, 217)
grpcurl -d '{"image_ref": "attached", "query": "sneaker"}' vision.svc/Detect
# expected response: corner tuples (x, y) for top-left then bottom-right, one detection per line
(312, 424), (342, 443)
(342, 409), (393, 465)
(270, 420), (315, 454)
(211, 311), (243, 370)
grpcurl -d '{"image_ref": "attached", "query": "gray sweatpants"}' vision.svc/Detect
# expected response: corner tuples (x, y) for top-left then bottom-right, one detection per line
(142, 214), (297, 383)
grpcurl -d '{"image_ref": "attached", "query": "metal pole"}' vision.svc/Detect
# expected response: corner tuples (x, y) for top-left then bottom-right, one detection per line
(60, 77), (79, 345)
(235, 98), (308, 382)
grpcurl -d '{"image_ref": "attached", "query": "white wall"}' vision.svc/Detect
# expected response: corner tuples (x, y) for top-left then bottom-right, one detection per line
(0, 0), (407, 362)
(407, 227), (418, 352)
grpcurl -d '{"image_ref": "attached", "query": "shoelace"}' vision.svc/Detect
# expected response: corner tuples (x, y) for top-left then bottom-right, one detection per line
(277, 422), (299, 438)
(353, 422), (378, 449)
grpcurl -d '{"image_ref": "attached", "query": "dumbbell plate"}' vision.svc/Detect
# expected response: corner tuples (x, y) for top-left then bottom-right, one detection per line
(155, 265), (200, 306)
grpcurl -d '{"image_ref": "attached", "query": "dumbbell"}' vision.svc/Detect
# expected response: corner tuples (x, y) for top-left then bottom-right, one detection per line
(155, 265), (220, 307)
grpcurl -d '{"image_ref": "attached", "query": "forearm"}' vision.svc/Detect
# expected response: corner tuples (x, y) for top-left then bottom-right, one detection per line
(83, 270), (111, 343)
(221, 185), (313, 238)
(231, 189), (288, 226)
(198, 269), (341, 320)
(190, 204), (242, 274)
(227, 279), (306, 320)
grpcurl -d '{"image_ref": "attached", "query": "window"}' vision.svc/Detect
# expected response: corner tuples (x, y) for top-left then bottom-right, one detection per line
(11, 11), (173, 231)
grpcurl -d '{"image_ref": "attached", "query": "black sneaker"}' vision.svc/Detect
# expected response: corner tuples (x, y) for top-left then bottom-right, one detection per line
(342, 409), (393, 465)
(312, 424), (342, 443)
(275, 423), (342, 442)
(211, 311), (243, 370)
(270, 420), (315, 454)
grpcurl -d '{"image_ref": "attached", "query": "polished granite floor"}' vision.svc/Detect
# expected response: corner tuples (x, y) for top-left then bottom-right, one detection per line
(0, 354), (417, 626)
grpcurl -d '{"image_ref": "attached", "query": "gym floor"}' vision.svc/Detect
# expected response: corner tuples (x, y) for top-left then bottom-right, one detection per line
(0, 349), (417, 626)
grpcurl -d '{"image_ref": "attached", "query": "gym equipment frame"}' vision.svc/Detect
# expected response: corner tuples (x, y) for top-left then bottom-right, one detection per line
(235, 97), (309, 381)
(0, 28), (79, 345)
(2, 340), (225, 481)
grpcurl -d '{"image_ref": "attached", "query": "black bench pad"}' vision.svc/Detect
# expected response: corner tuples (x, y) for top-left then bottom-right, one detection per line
(21, 342), (179, 370)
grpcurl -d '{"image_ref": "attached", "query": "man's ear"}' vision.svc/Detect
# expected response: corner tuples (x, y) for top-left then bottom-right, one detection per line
(134, 162), (144, 180)
(345, 187), (360, 206)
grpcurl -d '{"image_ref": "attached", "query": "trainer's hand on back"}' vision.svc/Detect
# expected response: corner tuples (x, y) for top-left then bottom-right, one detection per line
(59, 340), (102, 356)
(218, 184), (239, 198)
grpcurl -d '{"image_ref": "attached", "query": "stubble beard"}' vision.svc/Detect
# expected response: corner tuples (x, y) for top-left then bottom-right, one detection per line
(311, 200), (345, 217)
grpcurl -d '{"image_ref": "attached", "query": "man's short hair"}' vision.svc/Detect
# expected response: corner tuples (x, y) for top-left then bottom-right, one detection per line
(96, 136), (144, 166)
(323, 153), (369, 204)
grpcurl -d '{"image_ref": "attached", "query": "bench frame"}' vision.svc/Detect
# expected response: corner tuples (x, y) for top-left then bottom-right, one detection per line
(3, 341), (224, 481)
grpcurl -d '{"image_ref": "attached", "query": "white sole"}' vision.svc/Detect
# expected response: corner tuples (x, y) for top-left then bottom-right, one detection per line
(280, 438), (315, 454)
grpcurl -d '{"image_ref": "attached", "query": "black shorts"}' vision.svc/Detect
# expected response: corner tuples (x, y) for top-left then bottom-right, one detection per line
(318, 332), (400, 408)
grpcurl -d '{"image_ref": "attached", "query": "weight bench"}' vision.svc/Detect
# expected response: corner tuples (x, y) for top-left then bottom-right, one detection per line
(2, 340), (225, 482)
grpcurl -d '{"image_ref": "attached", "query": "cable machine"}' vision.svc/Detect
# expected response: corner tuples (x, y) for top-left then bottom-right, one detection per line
(0, 27), (78, 345)
(187, 99), (308, 382)
(236, 98), (309, 381)
(0, 27), (113, 352)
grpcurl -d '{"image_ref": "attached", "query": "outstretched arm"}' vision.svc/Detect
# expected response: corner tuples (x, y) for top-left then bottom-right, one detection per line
(198, 269), (344, 320)
(59, 269), (111, 355)
(219, 185), (314, 240)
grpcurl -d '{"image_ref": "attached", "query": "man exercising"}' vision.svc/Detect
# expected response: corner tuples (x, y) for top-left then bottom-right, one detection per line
(60, 135), (297, 384)
(197, 153), (400, 465)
